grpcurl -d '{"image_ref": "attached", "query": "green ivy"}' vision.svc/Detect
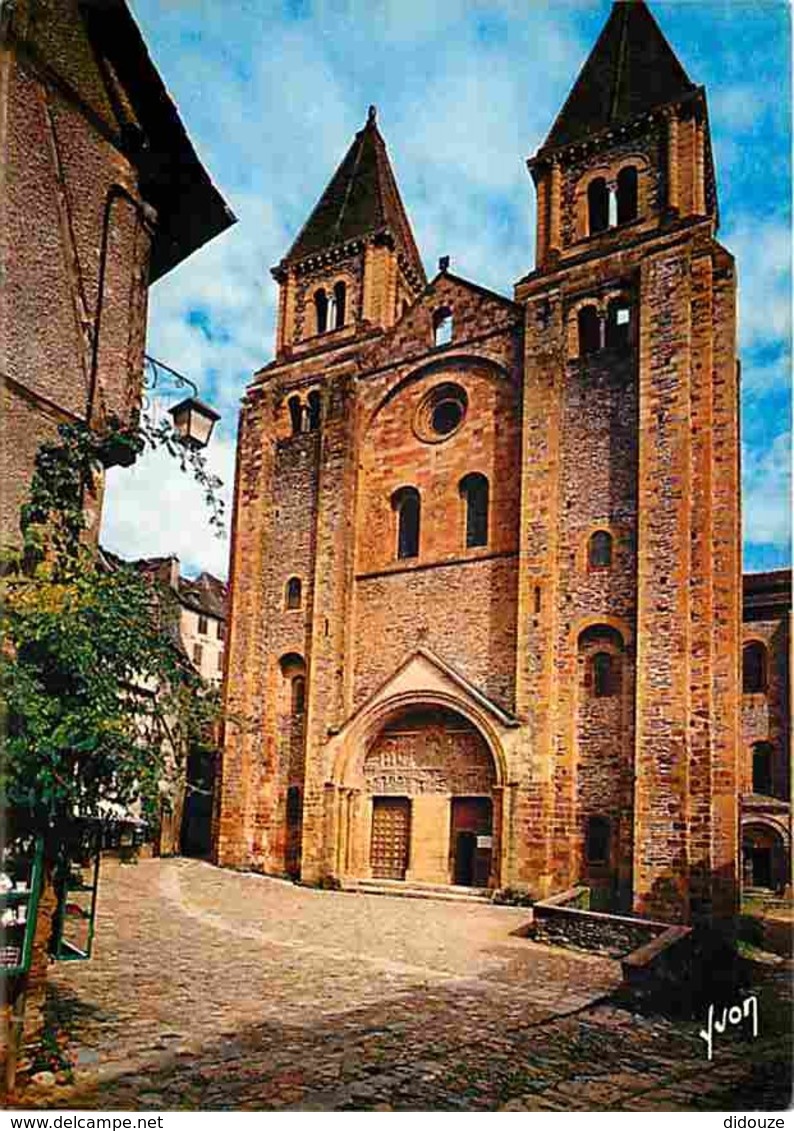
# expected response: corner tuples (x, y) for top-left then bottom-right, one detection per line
(0, 418), (222, 830)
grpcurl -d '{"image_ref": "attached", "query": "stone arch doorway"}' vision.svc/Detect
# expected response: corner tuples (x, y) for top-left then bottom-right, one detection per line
(361, 705), (500, 888)
(742, 821), (789, 893)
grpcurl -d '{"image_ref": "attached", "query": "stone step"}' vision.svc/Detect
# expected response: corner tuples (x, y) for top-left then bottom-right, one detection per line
(341, 878), (493, 905)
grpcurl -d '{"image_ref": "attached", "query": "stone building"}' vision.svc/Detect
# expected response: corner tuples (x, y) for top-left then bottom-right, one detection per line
(133, 555), (228, 687)
(110, 552), (228, 857)
(216, 2), (775, 925)
(0, 0), (233, 547)
(741, 570), (791, 894)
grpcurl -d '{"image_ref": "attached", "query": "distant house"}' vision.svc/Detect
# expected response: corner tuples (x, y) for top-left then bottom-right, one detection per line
(129, 555), (228, 687)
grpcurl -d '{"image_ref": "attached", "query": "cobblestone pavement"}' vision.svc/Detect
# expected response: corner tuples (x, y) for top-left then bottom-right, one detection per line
(20, 858), (793, 1111)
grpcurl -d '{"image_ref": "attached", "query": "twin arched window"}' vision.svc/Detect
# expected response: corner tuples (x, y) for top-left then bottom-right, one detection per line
(287, 389), (322, 435)
(743, 642), (768, 694)
(577, 300), (632, 356)
(314, 281), (346, 335)
(587, 166), (639, 236)
(392, 474), (490, 560)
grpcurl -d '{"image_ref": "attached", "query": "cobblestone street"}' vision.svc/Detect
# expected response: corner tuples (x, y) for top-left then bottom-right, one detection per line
(21, 858), (793, 1111)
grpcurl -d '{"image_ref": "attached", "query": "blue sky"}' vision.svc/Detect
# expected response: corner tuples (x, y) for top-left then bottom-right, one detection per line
(101, 0), (792, 580)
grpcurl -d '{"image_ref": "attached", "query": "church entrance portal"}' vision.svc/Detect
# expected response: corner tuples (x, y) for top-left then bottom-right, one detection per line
(361, 705), (499, 887)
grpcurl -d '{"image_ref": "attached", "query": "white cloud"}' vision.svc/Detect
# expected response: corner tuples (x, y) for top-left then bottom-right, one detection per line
(742, 431), (792, 549)
(724, 217), (791, 353)
(100, 430), (236, 580)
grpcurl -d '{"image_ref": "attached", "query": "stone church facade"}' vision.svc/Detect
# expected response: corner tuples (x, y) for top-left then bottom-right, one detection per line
(216, 2), (757, 925)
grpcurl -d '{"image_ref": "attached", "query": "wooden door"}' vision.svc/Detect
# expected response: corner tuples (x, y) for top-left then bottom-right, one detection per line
(370, 798), (411, 880)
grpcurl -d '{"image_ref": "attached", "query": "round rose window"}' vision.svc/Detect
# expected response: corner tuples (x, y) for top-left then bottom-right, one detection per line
(414, 383), (468, 443)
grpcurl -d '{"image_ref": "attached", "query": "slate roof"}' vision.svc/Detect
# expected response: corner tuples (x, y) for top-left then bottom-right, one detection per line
(282, 107), (425, 282)
(78, 0), (235, 281)
(543, 1), (696, 151)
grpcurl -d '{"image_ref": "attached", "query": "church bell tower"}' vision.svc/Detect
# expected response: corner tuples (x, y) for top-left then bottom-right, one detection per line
(514, 0), (740, 924)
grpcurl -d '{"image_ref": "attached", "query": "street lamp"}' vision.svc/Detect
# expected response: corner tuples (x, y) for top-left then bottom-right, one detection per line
(168, 396), (220, 450)
(144, 355), (220, 451)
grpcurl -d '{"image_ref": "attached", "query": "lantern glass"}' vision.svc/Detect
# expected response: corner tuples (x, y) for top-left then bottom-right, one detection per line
(168, 397), (220, 449)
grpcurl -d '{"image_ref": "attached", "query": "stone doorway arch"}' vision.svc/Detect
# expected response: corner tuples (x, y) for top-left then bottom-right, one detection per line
(332, 697), (505, 888)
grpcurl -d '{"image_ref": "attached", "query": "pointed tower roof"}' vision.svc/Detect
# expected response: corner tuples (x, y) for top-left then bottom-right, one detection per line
(281, 106), (425, 282)
(543, 1), (696, 151)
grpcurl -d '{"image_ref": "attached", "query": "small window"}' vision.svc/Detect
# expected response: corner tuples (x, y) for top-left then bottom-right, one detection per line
(617, 166), (638, 225)
(314, 289), (328, 334)
(291, 675), (306, 716)
(578, 305), (600, 356)
(193, 643), (203, 667)
(459, 473), (489, 549)
(307, 390), (322, 432)
(586, 816), (610, 864)
(288, 395), (303, 435)
(743, 642), (767, 694)
(592, 652), (616, 698)
(217, 651), (224, 672)
(332, 281), (346, 330)
(588, 530), (613, 569)
(401, 299), (410, 318)
(392, 486), (420, 560)
(217, 621), (225, 641)
(198, 615), (208, 636)
(433, 307), (453, 347)
(606, 299), (631, 350)
(752, 743), (773, 795)
(587, 178), (609, 234)
(285, 576), (302, 610)
(286, 786), (302, 824)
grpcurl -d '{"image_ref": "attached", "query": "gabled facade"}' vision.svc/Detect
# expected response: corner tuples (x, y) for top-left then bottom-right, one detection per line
(217, 2), (748, 926)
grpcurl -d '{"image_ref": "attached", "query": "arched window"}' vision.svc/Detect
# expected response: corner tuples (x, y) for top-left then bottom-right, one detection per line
(392, 486), (420, 560)
(743, 642), (768, 694)
(279, 652), (306, 716)
(285, 576), (302, 610)
(578, 305), (600, 356)
(586, 816), (610, 863)
(592, 652), (616, 698)
(433, 307), (453, 347)
(288, 395), (303, 435)
(314, 289), (328, 334)
(587, 177), (609, 234)
(307, 390), (322, 431)
(291, 675), (306, 716)
(617, 166), (638, 225)
(459, 473), (489, 549)
(332, 281), (346, 329)
(606, 298), (632, 350)
(588, 530), (613, 569)
(752, 742), (774, 795)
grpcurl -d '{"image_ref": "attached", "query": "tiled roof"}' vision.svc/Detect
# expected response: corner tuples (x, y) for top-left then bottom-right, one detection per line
(178, 572), (227, 620)
(281, 107), (425, 283)
(543, 1), (695, 151)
